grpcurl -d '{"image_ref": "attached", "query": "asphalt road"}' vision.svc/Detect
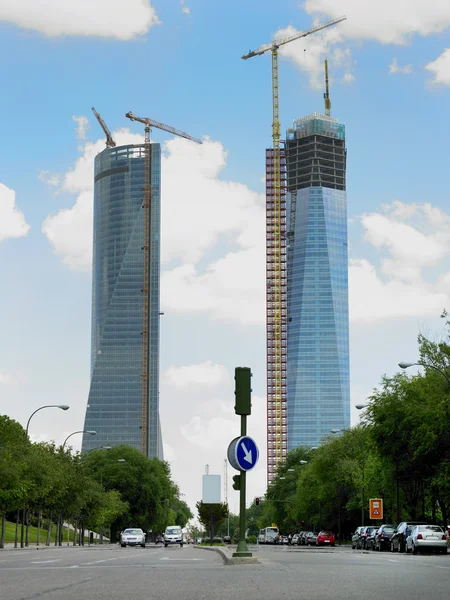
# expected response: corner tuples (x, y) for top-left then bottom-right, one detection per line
(1, 543), (449, 600)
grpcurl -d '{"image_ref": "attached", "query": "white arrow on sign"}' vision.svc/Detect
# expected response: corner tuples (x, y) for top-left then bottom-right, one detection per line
(241, 441), (253, 464)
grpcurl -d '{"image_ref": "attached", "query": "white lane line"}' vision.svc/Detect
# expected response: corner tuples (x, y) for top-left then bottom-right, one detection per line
(388, 559), (399, 563)
(30, 559), (61, 564)
(159, 557), (202, 561)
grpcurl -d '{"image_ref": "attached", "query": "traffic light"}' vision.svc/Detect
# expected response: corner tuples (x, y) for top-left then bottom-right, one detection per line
(255, 497), (260, 506)
(232, 474), (241, 490)
(234, 367), (252, 415)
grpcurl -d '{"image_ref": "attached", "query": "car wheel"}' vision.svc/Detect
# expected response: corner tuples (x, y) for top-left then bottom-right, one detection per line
(412, 543), (418, 555)
(164, 544), (168, 548)
(141, 543), (145, 548)
(180, 543), (183, 547)
(120, 544), (126, 548)
(351, 544), (355, 549)
(442, 548), (448, 555)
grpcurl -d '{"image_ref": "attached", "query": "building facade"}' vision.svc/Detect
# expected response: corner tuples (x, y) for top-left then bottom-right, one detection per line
(286, 113), (350, 449)
(82, 143), (163, 459)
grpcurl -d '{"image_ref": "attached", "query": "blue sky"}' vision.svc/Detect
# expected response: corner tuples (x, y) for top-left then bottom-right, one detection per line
(1, 0), (450, 513)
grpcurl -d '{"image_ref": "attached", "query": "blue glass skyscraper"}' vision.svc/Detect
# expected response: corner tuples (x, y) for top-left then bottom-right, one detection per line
(82, 143), (163, 459)
(286, 112), (350, 449)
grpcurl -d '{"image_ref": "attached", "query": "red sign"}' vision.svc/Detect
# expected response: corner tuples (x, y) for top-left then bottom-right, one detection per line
(369, 498), (383, 520)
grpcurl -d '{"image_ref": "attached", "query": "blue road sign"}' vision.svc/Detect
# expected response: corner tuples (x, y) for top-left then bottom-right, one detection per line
(227, 436), (259, 472)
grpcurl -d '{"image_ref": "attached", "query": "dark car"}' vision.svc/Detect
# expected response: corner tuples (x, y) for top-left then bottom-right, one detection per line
(351, 526), (365, 549)
(364, 527), (378, 550)
(357, 526), (376, 549)
(391, 521), (427, 553)
(373, 524), (395, 551)
(223, 536), (232, 544)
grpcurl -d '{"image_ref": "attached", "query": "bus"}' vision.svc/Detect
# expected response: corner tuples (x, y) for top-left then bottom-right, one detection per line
(258, 527), (279, 544)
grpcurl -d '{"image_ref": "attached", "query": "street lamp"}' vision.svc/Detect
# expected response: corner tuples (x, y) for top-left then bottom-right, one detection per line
(399, 361), (450, 384)
(355, 404), (368, 410)
(331, 428), (365, 526)
(25, 405), (70, 438)
(63, 430), (96, 449)
(84, 446), (112, 456)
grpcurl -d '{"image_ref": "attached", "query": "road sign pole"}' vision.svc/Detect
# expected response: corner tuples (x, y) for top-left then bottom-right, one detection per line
(233, 413), (252, 558)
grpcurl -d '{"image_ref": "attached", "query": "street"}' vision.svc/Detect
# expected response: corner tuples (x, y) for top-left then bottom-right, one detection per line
(0, 543), (449, 600)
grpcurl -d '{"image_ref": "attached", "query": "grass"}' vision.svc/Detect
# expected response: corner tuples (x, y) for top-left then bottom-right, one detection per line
(2, 520), (90, 544)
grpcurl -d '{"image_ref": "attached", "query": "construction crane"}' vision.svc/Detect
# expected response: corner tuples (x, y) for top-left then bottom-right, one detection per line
(91, 107), (116, 147)
(125, 111), (202, 457)
(324, 59), (331, 116)
(242, 16), (346, 484)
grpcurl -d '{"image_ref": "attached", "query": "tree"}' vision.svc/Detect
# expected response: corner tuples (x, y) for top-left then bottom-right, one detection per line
(195, 501), (228, 539)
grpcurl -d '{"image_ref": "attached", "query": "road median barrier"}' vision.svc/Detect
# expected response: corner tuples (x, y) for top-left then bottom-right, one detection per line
(193, 544), (259, 565)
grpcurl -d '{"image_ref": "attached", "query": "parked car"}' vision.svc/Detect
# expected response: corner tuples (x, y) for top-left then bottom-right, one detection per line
(155, 534), (164, 544)
(317, 530), (335, 547)
(223, 536), (232, 544)
(406, 525), (448, 555)
(373, 524), (395, 551)
(351, 526), (365, 549)
(306, 531), (317, 546)
(292, 534), (299, 545)
(297, 531), (308, 545)
(359, 526), (377, 550)
(391, 521), (427, 553)
(281, 535), (289, 545)
(120, 528), (146, 548)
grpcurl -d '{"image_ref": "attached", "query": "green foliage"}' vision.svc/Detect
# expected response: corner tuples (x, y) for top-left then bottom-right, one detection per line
(196, 501), (228, 538)
(0, 417), (188, 547)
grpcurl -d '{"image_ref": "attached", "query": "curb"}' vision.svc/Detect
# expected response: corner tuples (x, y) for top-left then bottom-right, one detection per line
(193, 545), (259, 565)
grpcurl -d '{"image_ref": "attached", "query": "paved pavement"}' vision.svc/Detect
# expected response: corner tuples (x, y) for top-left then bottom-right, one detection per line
(1, 543), (449, 600)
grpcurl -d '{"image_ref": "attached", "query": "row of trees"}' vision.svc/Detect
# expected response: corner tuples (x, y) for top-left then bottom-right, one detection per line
(251, 316), (450, 536)
(0, 415), (192, 547)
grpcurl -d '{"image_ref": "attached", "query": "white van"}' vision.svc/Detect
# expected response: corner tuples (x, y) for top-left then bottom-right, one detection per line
(164, 525), (183, 547)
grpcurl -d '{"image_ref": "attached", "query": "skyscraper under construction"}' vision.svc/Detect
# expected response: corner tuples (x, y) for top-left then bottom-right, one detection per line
(285, 73), (350, 448)
(82, 142), (163, 458)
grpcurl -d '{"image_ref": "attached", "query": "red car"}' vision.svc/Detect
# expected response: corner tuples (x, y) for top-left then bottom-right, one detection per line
(317, 530), (335, 547)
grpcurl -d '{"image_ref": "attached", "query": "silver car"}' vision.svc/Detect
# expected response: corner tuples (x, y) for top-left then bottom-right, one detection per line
(120, 528), (146, 548)
(406, 525), (448, 554)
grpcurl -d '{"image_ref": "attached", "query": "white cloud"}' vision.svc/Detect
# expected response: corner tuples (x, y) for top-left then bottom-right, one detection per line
(389, 58), (413, 75)
(72, 115), (89, 140)
(0, 0), (160, 40)
(0, 183), (31, 243)
(304, 0), (450, 45)
(349, 258), (448, 323)
(0, 370), (19, 385)
(275, 24), (353, 89)
(426, 49), (450, 85)
(342, 72), (355, 83)
(38, 170), (60, 187)
(350, 201), (450, 323)
(164, 362), (229, 388)
(180, 0), (190, 14)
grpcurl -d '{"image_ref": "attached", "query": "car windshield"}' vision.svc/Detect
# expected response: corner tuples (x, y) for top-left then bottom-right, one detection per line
(420, 525), (443, 532)
(383, 526), (395, 532)
(166, 528), (180, 535)
(123, 529), (142, 535)
(320, 531), (332, 535)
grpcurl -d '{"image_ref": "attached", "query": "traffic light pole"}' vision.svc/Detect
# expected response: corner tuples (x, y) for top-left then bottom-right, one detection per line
(233, 413), (252, 558)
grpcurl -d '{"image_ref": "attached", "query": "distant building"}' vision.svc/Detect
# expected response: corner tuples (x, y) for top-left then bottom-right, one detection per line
(285, 112), (350, 448)
(82, 143), (163, 458)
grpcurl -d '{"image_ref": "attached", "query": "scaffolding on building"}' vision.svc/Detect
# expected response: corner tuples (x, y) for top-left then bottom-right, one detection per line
(265, 148), (287, 484)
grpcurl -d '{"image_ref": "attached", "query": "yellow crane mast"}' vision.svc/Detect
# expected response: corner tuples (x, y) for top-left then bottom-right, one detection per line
(125, 111), (202, 456)
(324, 59), (331, 116)
(242, 16), (346, 483)
(91, 107), (116, 147)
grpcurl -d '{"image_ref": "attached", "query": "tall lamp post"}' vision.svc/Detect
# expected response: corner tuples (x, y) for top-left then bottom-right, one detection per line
(25, 405), (70, 438)
(331, 428), (365, 526)
(63, 430), (96, 449)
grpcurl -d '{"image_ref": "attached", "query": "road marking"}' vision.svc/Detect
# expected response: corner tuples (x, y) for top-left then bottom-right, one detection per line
(30, 559), (61, 564)
(159, 557), (202, 561)
(388, 559), (399, 563)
